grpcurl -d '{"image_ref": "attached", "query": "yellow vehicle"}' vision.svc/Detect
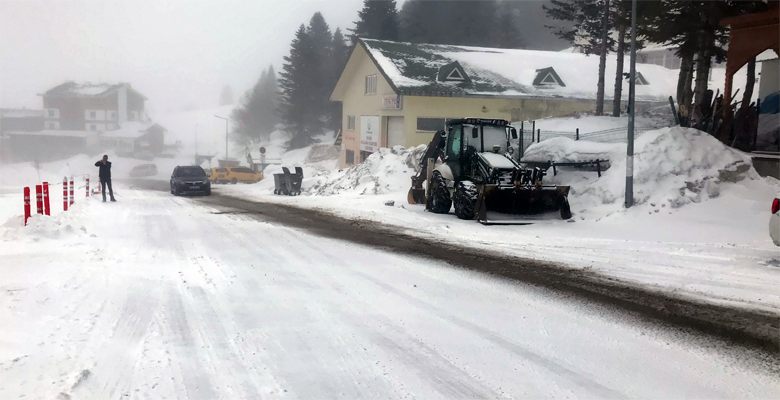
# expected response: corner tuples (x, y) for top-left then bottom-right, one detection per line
(210, 166), (263, 184)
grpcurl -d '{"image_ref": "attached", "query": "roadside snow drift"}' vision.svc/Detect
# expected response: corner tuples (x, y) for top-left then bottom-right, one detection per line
(528, 127), (767, 219)
(306, 145), (426, 196)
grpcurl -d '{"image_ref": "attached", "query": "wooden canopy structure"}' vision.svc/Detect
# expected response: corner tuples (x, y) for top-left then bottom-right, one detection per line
(720, 5), (779, 111)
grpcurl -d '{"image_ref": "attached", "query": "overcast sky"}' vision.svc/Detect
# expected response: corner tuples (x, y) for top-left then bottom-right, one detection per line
(0, 0), (365, 115)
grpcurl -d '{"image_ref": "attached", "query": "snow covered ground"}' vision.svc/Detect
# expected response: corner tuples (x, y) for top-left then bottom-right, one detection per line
(218, 122), (780, 313)
(1, 186), (778, 398)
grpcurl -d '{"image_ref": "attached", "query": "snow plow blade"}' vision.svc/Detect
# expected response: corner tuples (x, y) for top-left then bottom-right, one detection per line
(476, 184), (572, 224)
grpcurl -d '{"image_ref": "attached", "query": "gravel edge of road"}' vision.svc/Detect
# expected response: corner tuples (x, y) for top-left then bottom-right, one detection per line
(198, 193), (779, 355)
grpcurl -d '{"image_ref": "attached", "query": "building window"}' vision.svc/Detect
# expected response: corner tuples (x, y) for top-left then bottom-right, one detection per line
(345, 149), (355, 165)
(108, 111), (117, 120)
(416, 117), (447, 132)
(90, 111), (96, 119)
(130, 111), (138, 121)
(88, 124), (97, 131)
(365, 74), (377, 95)
(347, 115), (356, 130)
(45, 121), (59, 130)
(45, 108), (59, 118)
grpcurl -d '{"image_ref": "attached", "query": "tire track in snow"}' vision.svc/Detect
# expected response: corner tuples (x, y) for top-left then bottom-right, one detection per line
(285, 231), (624, 398)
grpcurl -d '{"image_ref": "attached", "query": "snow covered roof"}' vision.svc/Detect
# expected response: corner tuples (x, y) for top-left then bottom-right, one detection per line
(43, 81), (147, 100)
(5, 130), (95, 138)
(359, 38), (677, 101)
(102, 122), (162, 139)
(0, 108), (43, 118)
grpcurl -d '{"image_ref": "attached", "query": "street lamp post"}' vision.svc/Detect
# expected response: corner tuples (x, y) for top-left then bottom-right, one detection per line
(214, 115), (229, 161)
(625, 0), (637, 208)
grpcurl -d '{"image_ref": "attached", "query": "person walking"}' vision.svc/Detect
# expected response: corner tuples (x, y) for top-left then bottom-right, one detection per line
(94, 155), (116, 202)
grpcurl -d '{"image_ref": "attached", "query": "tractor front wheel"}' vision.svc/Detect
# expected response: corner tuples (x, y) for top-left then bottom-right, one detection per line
(453, 181), (478, 220)
(427, 171), (452, 214)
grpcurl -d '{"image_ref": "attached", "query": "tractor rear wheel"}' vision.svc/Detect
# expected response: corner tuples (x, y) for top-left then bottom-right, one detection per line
(453, 181), (478, 220)
(427, 171), (452, 214)
(560, 196), (572, 220)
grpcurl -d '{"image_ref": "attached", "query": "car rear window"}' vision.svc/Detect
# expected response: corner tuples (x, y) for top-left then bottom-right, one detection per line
(176, 166), (206, 177)
(215, 168), (227, 173)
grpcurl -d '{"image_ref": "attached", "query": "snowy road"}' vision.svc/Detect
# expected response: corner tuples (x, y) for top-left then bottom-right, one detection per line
(1, 187), (778, 399)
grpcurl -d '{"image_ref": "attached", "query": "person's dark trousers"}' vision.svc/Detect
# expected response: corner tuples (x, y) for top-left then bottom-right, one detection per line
(100, 179), (115, 202)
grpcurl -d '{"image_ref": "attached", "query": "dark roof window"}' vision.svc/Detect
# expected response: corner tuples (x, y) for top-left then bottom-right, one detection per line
(533, 67), (566, 87)
(437, 61), (470, 84)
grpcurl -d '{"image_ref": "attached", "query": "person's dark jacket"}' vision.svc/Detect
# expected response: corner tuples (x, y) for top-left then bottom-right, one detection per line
(95, 160), (112, 181)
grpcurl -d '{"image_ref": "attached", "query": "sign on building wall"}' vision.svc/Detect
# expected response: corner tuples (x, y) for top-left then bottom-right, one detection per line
(359, 115), (380, 152)
(382, 95), (402, 110)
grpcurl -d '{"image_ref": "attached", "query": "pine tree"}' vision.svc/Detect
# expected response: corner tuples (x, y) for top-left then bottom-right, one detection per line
(279, 24), (315, 147)
(329, 28), (351, 131)
(545, 0), (615, 115)
(279, 13), (340, 148)
(351, 0), (399, 41)
(493, 2), (525, 49)
(400, 0), (501, 47)
(611, 0), (631, 117)
(232, 66), (280, 143)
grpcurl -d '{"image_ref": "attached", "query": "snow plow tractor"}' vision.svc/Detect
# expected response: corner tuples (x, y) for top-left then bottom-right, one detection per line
(407, 118), (571, 224)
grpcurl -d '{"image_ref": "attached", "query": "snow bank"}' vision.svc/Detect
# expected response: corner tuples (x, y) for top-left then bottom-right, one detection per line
(529, 114), (665, 134)
(523, 138), (621, 163)
(1, 201), (92, 242)
(306, 145), (426, 196)
(537, 127), (772, 219)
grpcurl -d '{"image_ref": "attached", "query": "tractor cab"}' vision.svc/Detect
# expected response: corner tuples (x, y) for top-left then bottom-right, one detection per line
(443, 118), (519, 182)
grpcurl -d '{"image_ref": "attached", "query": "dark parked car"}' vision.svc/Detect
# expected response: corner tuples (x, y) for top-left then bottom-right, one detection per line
(170, 166), (211, 196)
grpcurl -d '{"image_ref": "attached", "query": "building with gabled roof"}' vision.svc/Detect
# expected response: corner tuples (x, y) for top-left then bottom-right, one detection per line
(41, 81), (147, 131)
(330, 38), (676, 166)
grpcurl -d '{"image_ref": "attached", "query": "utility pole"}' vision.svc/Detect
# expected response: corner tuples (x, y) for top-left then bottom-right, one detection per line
(625, 0), (637, 208)
(214, 115), (229, 161)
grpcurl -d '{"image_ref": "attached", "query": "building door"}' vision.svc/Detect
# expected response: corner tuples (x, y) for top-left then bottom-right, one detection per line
(387, 116), (405, 147)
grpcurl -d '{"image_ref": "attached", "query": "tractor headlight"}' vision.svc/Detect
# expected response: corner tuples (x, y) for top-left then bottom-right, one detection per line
(508, 147), (515, 155)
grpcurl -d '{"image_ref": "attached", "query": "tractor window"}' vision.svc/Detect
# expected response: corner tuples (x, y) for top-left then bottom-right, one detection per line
(447, 126), (462, 159)
(482, 125), (507, 152)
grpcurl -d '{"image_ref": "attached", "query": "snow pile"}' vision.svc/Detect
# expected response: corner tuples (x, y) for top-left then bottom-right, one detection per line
(306, 145), (426, 196)
(1, 202), (92, 242)
(530, 114), (666, 134)
(523, 138), (621, 163)
(539, 127), (769, 219)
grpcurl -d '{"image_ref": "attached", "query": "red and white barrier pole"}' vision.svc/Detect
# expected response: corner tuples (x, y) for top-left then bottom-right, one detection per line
(85, 177), (90, 198)
(23, 187), (31, 226)
(63, 177), (69, 211)
(42, 181), (50, 216)
(35, 184), (43, 215)
(69, 177), (75, 206)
